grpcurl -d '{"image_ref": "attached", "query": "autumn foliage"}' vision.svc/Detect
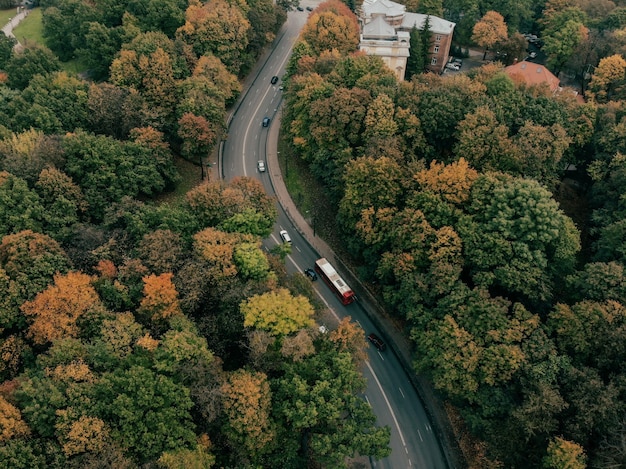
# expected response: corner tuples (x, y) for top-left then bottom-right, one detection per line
(22, 272), (101, 345)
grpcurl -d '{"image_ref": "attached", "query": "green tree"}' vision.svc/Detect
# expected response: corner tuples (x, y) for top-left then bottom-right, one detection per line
(459, 173), (580, 302)
(405, 26), (424, 79)
(62, 131), (168, 221)
(0, 34), (16, 70)
(241, 288), (314, 336)
(4, 44), (62, 90)
(94, 366), (196, 464)
(273, 349), (391, 466)
(0, 229), (71, 304)
(232, 242), (271, 281)
(0, 171), (45, 237)
(454, 105), (520, 173)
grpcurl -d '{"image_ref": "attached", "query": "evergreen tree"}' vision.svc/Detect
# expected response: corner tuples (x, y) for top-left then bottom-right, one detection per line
(405, 26), (424, 79)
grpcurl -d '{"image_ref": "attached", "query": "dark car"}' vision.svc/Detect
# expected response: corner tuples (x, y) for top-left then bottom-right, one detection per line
(271, 75), (279, 84)
(306, 6), (313, 10)
(304, 268), (317, 281)
(367, 333), (386, 351)
(296, 5), (304, 10)
(262, 117), (270, 127)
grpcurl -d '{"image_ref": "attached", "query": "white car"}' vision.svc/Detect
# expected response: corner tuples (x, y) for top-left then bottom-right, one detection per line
(279, 229), (291, 243)
(445, 62), (461, 71)
(257, 160), (265, 172)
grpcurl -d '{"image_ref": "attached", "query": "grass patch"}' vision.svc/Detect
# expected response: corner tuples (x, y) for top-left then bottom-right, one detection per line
(12, 8), (44, 45)
(155, 156), (204, 205)
(0, 8), (15, 28)
(277, 137), (347, 259)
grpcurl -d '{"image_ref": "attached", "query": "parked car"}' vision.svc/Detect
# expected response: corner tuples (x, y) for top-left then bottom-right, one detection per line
(297, 5), (304, 10)
(257, 160), (265, 172)
(271, 75), (279, 84)
(304, 268), (317, 280)
(279, 229), (291, 243)
(528, 51), (537, 59)
(453, 57), (463, 67)
(445, 62), (461, 71)
(306, 6), (313, 10)
(262, 117), (270, 127)
(367, 333), (386, 351)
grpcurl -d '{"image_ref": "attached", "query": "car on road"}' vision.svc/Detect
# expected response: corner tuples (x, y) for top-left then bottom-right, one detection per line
(306, 6), (313, 10)
(528, 51), (537, 59)
(367, 333), (386, 351)
(257, 160), (265, 172)
(296, 6), (304, 10)
(262, 117), (270, 127)
(304, 268), (317, 280)
(271, 75), (279, 84)
(279, 229), (291, 243)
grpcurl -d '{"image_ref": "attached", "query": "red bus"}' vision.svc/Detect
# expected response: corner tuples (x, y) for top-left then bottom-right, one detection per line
(314, 258), (356, 305)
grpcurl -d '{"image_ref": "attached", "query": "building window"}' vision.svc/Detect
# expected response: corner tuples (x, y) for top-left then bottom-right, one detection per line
(435, 35), (442, 42)
(431, 57), (437, 65)
(434, 45), (439, 53)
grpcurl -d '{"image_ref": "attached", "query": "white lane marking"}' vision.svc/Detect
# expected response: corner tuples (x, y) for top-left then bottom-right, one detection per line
(399, 387), (405, 398)
(365, 360), (407, 450)
(295, 246), (301, 252)
(241, 23), (304, 177)
(409, 459), (412, 466)
(425, 424), (432, 432)
(377, 351), (384, 361)
(418, 429), (423, 442)
(365, 395), (370, 406)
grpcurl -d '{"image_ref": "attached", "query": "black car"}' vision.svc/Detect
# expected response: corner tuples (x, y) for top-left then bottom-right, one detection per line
(304, 268), (317, 281)
(306, 6), (313, 10)
(296, 6), (304, 10)
(262, 117), (270, 127)
(367, 333), (386, 351)
(271, 75), (279, 84)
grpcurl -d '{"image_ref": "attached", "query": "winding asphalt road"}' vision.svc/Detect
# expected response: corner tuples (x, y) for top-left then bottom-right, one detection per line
(221, 6), (449, 468)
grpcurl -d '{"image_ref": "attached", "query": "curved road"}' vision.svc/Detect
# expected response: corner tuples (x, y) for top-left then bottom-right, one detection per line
(222, 7), (448, 469)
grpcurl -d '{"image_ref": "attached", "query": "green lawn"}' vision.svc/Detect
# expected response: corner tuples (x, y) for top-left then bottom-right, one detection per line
(9, 8), (89, 74)
(12, 8), (44, 45)
(0, 8), (16, 28)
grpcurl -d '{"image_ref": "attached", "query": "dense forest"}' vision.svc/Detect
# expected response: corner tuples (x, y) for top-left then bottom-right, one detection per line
(3, 0), (626, 467)
(0, 0), (393, 467)
(282, 0), (626, 468)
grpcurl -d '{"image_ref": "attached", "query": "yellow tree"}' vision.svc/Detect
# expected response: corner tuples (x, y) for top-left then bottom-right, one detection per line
(301, 1), (360, 55)
(137, 273), (183, 323)
(472, 11), (508, 60)
(0, 395), (30, 442)
(588, 54), (626, 103)
(22, 272), (102, 345)
(55, 411), (109, 457)
(192, 227), (240, 279)
(241, 288), (314, 336)
(220, 369), (274, 459)
(542, 437), (587, 469)
(192, 54), (241, 104)
(414, 158), (479, 205)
